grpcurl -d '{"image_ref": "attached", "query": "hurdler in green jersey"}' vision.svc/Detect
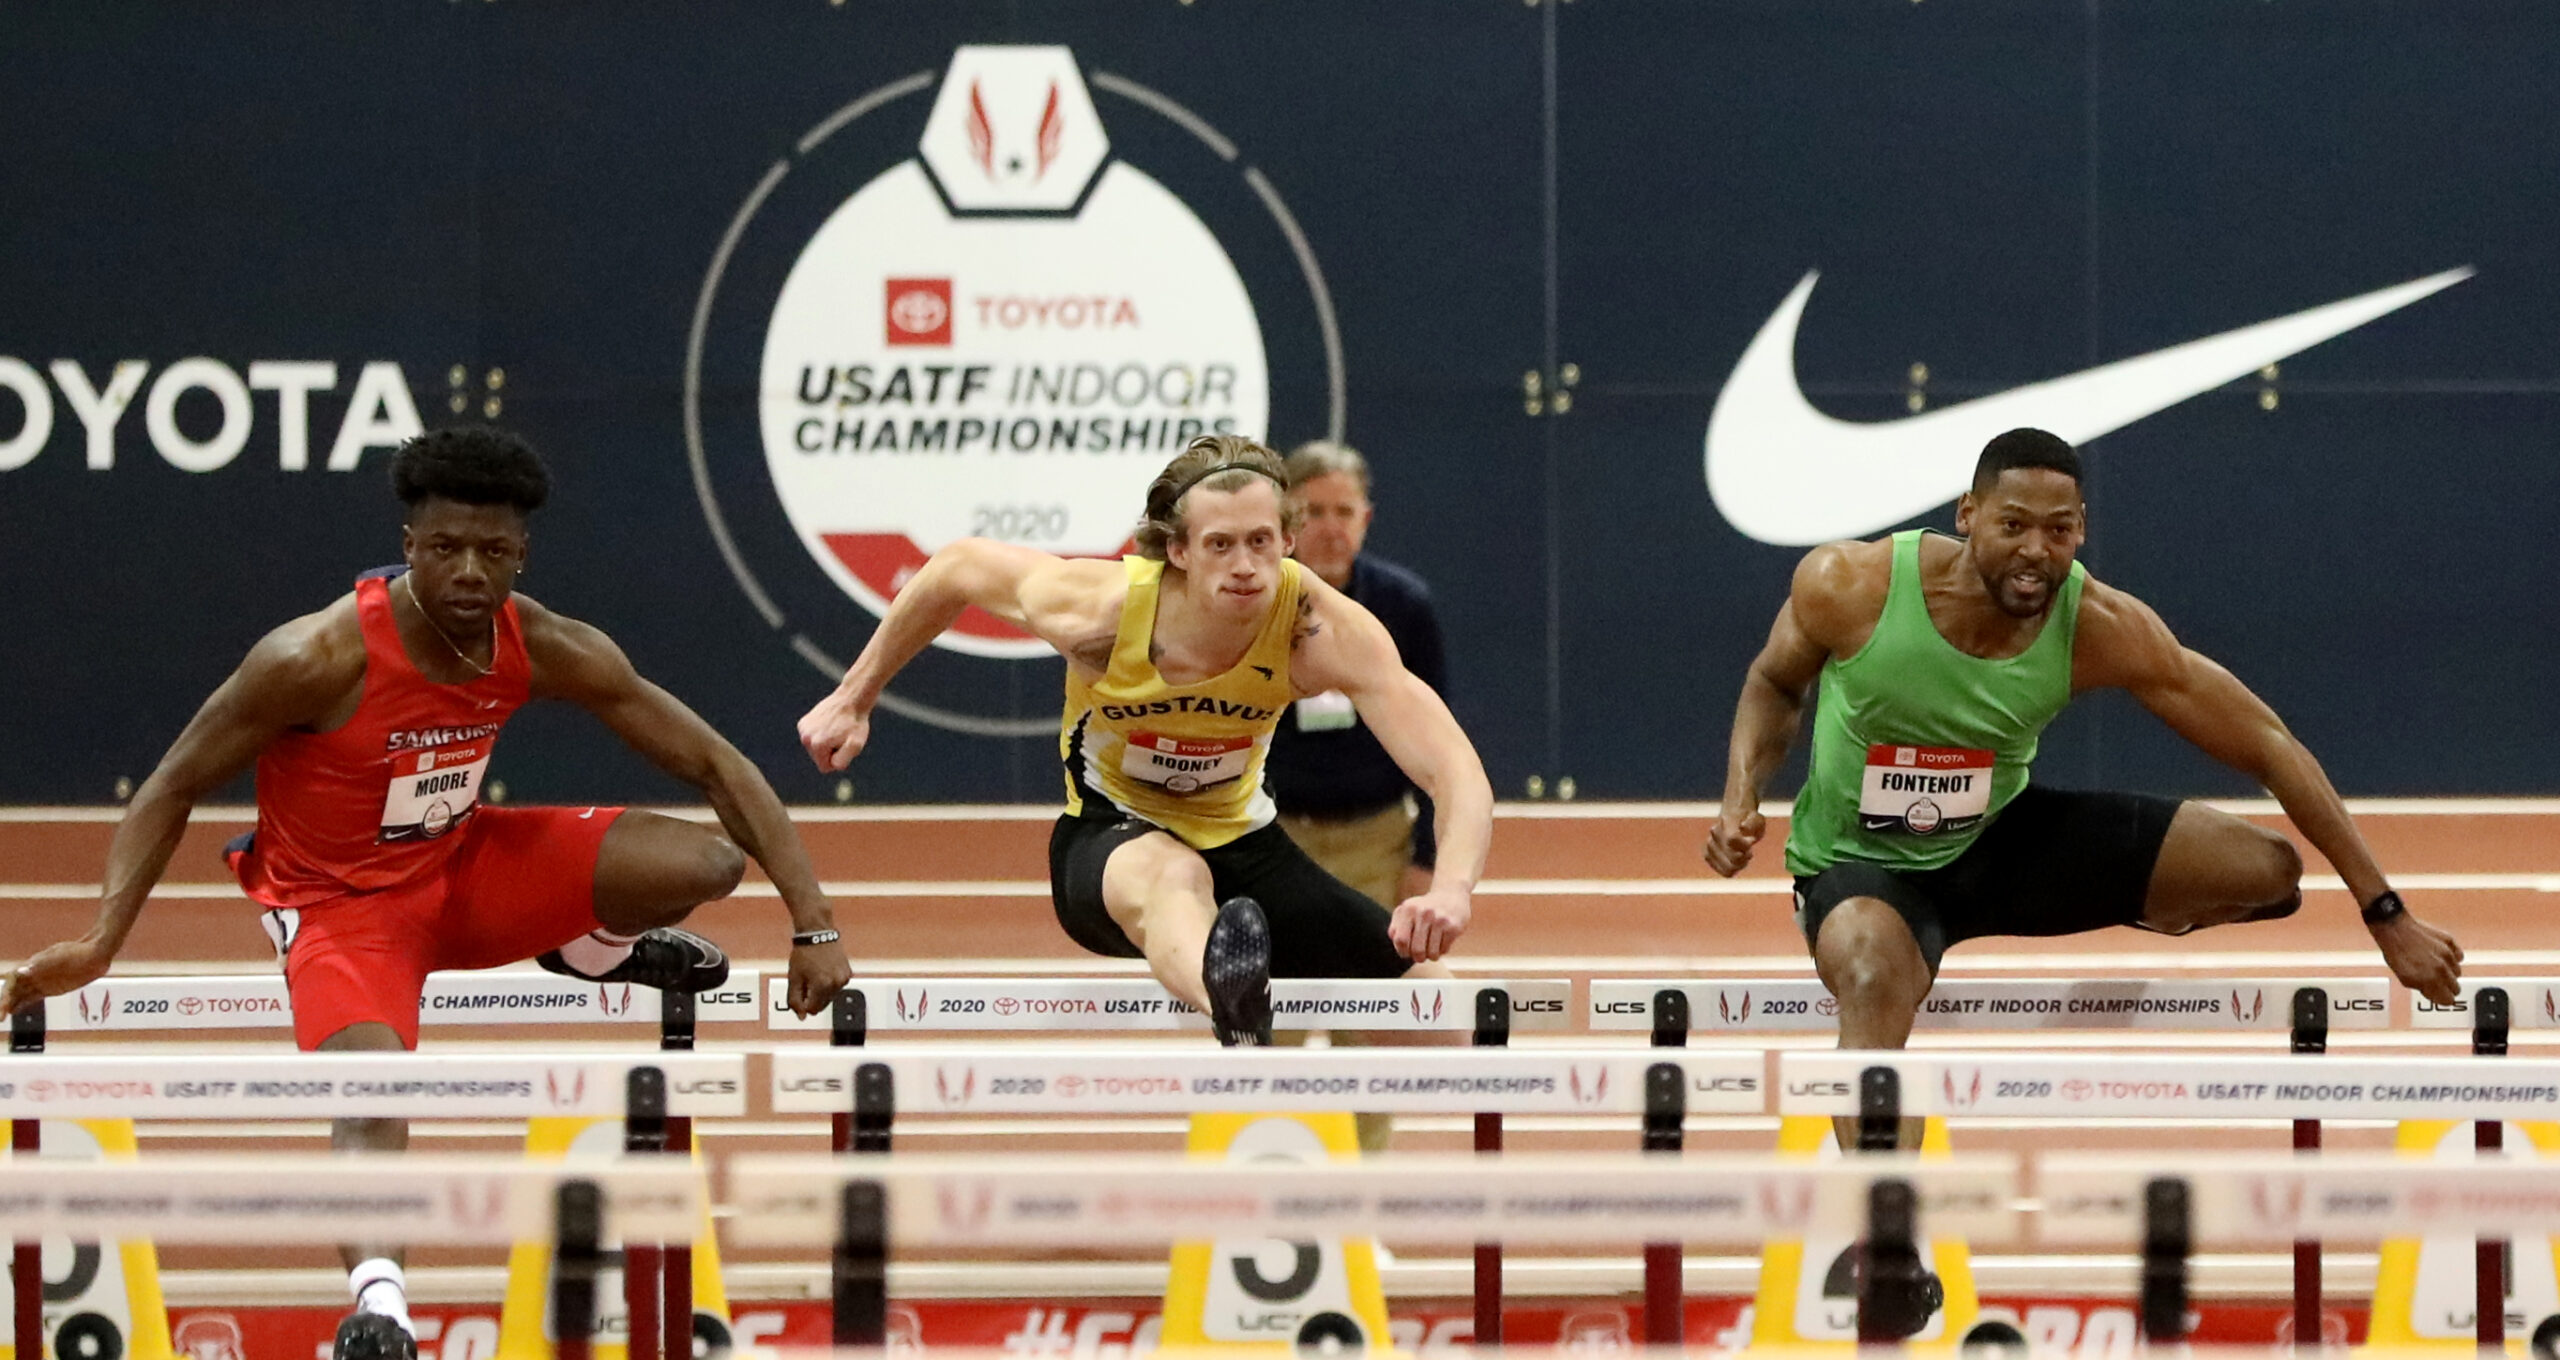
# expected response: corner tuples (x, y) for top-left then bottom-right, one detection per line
(1706, 429), (2464, 1097)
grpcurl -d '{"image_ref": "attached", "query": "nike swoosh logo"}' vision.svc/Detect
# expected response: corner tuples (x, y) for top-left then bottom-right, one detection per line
(579, 808), (598, 819)
(1703, 266), (2472, 546)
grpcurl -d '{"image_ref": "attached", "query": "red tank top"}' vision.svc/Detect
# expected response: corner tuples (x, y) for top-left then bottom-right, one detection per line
(235, 574), (533, 906)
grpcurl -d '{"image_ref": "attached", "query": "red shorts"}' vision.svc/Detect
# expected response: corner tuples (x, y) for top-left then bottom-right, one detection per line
(231, 805), (627, 1050)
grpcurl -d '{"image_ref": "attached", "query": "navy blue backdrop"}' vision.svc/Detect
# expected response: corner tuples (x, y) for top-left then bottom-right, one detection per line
(0, 2), (2551, 805)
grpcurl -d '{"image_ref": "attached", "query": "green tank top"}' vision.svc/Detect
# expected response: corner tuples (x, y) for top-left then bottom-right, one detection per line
(1784, 530), (2085, 875)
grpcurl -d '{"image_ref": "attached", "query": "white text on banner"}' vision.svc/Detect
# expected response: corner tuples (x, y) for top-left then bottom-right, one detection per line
(767, 977), (1571, 1032)
(1777, 1052), (2560, 1121)
(2041, 1153), (2560, 1245)
(1590, 977), (2392, 1033)
(724, 1154), (2018, 1248)
(767, 1046), (1762, 1115)
(0, 1157), (701, 1244)
(45, 971), (760, 1031)
(0, 1053), (748, 1119)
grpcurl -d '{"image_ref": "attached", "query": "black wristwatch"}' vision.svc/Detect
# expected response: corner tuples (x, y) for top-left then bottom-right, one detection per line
(2359, 890), (2407, 928)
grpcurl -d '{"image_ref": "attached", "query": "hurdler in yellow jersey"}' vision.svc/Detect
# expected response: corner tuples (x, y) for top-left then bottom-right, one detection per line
(797, 435), (1496, 1047)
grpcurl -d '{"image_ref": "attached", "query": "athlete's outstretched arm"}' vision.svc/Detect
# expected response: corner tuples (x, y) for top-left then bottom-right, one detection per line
(1706, 543), (1866, 876)
(2076, 582), (2463, 1002)
(1293, 577), (1491, 963)
(2, 618), (351, 1015)
(522, 601), (852, 1013)
(797, 539), (1115, 770)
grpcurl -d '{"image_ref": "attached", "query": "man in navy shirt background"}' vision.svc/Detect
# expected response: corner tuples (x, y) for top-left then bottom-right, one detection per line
(1268, 441), (1449, 912)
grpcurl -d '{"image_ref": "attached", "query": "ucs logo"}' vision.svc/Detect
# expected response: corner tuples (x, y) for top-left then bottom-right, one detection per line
(1408, 990), (1445, 1024)
(935, 1065), (977, 1106)
(1717, 991), (1752, 1025)
(2232, 989), (2266, 1024)
(1941, 1068), (1985, 1110)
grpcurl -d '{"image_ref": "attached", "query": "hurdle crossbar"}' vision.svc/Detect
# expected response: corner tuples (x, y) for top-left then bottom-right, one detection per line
(1594, 976), (2392, 1033)
(0, 1052), (748, 1117)
(726, 1152), (2019, 1246)
(2042, 1152), (2560, 1244)
(1778, 1051), (2560, 1119)
(768, 976), (1574, 1033)
(2409, 976), (2560, 1029)
(768, 1044), (1763, 1116)
(0, 1155), (700, 1242)
(42, 970), (763, 1032)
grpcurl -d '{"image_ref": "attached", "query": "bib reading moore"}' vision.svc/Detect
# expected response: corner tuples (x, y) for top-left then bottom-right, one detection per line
(1786, 531), (2083, 876)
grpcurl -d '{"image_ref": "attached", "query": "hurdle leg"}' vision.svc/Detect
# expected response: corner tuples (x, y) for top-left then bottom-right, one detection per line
(624, 1069), (668, 1360)
(664, 1116), (694, 1360)
(833, 1181), (888, 1347)
(2291, 986), (2329, 1353)
(2139, 1178), (2192, 1346)
(1471, 988), (1509, 1349)
(1639, 992), (1690, 1347)
(2476, 987), (2511, 1351)
(555, 1180), (605, 1360)
(11, 1118), (37, 1360)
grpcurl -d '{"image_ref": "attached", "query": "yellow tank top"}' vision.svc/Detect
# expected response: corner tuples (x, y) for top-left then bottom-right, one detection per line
(1060, 556), (1303, 849)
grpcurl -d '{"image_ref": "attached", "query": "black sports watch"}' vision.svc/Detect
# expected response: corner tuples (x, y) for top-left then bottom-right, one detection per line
(2359, 890), (2407, 928)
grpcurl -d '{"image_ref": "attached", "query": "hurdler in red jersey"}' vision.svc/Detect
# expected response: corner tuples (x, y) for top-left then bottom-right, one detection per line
(5, 428), (853, 1360)
(227, 573), (628, 1049)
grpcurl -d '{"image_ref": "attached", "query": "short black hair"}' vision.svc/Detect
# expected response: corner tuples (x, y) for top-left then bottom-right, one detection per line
(1972, 427), (2083, 495)
(389, 427), (551, 516)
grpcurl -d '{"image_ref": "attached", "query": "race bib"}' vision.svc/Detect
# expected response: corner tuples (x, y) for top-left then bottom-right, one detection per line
(1858, 744), (1993, 836)
(1121, 730), (1256, 796)
(380, 740), (490, 842)
(1294, 690), (1357, 732)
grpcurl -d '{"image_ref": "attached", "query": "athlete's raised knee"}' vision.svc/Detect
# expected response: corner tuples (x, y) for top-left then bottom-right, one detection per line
(1814, 900), (1929, 1010)
(691, 834), (748, 903)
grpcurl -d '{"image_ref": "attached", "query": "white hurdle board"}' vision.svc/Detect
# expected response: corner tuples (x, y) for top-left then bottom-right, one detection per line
(2408, 976), (2560, 1029)
(770, 1044), (1763, 1115)
(1778, 1051), (2560, 1120)
(727, 1152), (2017, 1247)
(2043, 1152), (2560, 1244)
(1591, 976), (2393, 1033)
(44, 969), (763, 1032)
(767, 976), (1574, 1033)
(0, 1052), (748, 1118)
(0, 1155), (701, 1243)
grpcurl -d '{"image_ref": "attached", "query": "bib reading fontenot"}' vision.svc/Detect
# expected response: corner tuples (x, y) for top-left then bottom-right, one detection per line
(1785, 530), (2083, 876)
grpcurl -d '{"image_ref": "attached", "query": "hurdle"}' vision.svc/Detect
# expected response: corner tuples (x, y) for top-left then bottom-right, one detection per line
(2043, 1150), (2560, 1352)
(1782, 1049), (2560, 1351)
(0, 1047), (743, 1360)
(772, 1042), (1757, 1343)
(1601, 973), (2383, 1346)
(727, 1151), (2019, 1347)
(0, 1156), (699, 1360)
(770, 972), (1573, 1344)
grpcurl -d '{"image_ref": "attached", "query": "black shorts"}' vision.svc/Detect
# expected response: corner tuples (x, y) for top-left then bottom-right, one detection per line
(1792, 785), (2183, 974)
(1047, 813), (1412, 978)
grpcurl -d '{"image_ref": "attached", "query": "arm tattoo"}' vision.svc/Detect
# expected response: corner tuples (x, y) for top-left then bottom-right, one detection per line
(1291, 594), (1323, 651)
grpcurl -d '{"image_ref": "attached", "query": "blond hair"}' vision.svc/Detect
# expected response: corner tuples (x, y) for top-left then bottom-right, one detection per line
(1133, 434), (1300, 560)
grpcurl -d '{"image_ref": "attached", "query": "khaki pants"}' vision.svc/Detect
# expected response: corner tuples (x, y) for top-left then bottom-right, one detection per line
(1276, 800), (1417, 1154)
(1276, 799), (1416, 909)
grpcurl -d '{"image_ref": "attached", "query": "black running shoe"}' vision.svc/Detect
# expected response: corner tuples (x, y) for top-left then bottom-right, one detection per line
(538, 927), (730, 993)
(333, 1311), (417, 1360)
(1202, 896), (1273, 1047)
